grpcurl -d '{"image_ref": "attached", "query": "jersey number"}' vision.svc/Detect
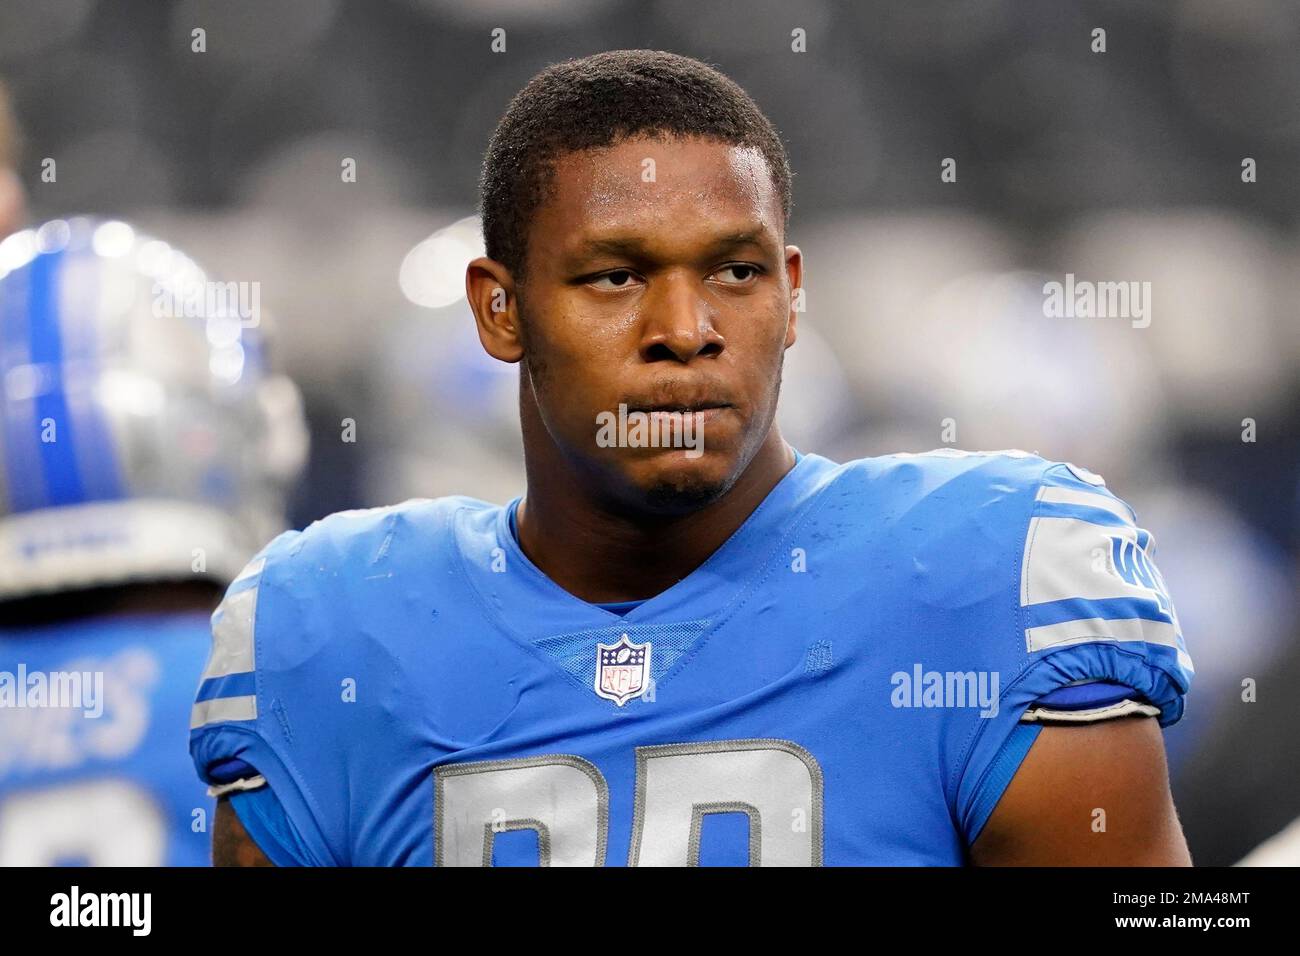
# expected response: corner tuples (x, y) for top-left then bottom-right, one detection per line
(0, 778), (166, 866)
(434, 738), (823, 866)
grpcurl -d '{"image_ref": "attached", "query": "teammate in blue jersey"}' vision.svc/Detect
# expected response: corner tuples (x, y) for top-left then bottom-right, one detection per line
(0, 217), (307, 865)
(2, 603), (220, 866)
(198, 51), (1194, 866)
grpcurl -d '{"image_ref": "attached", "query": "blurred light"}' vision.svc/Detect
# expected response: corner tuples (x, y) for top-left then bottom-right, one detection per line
(1056, 212), (1289, 417)
(35, 219), (71, 254)
(92, 220), (135, 258)
(777, 321), (856, 450)
(210, 343), (246, 385)
(0, 229), (38, 277)
(258, 375), (310, 481)
(206, 314), (242, 349)
(4, 364), (47, 402)
(135, 240), (176, 277)
(398, 216), (484, 309)
(97, 369), (165, 418)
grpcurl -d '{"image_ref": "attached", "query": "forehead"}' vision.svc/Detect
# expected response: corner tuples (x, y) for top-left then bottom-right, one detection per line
(530, 136), (782, 263)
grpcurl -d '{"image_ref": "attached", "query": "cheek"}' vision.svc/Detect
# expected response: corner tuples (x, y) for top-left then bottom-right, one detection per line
(530, 293), (636, 366)
(730, 299), (790, 366)
(524, 301), (630, 428)
(727, 303), (790, 414)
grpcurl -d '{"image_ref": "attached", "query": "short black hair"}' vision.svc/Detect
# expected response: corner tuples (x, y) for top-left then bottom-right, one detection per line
(479, 50), (792, 280)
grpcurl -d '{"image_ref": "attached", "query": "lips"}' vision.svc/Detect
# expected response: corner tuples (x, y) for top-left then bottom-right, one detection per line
(645, 407), (728, 428)
(626, 400), (731, 425)
(622, 396), (733, 415)
(630, 403), (729, 414)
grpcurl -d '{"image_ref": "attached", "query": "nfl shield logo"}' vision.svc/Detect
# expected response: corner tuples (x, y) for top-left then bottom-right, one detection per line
(595, 634), (652, 706)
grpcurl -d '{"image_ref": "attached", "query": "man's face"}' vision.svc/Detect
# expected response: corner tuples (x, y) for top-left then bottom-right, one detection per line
(515, 135), (800, 513)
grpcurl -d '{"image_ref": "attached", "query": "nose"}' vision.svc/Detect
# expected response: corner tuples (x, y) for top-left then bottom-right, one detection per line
(638, 273), (725, 363)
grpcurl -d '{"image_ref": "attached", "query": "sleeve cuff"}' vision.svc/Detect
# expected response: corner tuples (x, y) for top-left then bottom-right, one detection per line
(1021, 698), (1161, 723)
(207, 774), (268, 798)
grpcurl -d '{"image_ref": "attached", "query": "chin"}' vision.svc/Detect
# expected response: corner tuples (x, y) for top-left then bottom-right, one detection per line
(626, 449), (741, 515)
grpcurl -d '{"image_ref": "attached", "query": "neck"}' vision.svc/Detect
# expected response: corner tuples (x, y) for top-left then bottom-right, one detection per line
(516, 428), (796, 604)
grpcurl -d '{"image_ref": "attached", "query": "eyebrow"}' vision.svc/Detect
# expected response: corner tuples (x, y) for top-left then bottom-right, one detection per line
(571, 229), (772, 260)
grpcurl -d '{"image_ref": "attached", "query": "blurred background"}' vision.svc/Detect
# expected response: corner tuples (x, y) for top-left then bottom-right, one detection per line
(0, 0), (1296, 865)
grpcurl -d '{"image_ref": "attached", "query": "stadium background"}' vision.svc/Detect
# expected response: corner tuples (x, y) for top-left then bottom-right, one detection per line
(1, 0), (1297, 865)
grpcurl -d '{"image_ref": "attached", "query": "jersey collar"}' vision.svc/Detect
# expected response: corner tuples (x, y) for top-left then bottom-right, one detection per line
(453, 450), (839, 642)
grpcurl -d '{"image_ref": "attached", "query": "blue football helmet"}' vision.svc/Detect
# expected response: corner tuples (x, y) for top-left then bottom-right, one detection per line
(0, 217), (308, 599)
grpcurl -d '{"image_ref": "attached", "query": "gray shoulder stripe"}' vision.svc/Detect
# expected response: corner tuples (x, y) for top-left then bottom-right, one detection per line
(191, 694), (258, 729)
(202, 586), (257, 681)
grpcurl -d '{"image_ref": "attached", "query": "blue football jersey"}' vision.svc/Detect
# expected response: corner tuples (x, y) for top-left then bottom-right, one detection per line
(190, 450), (1193, 865)
(0, 613), (215, 866)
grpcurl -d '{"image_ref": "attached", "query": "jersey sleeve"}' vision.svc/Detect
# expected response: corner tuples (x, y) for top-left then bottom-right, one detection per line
(953, 460), (1194, 844)
(188, 531), (340, 866)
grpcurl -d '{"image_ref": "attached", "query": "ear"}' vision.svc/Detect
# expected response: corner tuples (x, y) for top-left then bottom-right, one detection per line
(783, 244), (803, 350)
(466, 256), (524, 364)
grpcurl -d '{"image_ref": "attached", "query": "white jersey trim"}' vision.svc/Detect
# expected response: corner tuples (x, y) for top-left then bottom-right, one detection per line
(207, 775), (268, 799)
(1020, 698), (1160, 723)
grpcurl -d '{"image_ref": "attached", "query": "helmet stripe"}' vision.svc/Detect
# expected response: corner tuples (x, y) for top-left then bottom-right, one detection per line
(1, 248), (46, 510)
(60, 243), (123, 502)
(28, 248), (86, 506)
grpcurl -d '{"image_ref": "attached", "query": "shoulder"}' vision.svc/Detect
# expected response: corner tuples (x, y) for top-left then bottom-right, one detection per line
(197, 495), (501, 724)
(213, 494), (501, 663)
(857, 449), (1196, 718)
(834, 447), (1061, 497)
(253, 495), (497, 588)
(827, 447), (1133, 544)
(826, 448), (1191, 690)
(191, 496), (504, 863)
(820, 448), (1063, 570)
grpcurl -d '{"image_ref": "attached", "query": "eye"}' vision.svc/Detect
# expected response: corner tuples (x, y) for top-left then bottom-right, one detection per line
(589, 269), (641, 291)
(713, 263), (762, 285)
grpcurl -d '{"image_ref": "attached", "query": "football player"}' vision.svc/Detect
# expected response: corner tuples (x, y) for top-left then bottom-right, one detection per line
(197, 51), (1193, 866)
(0, 217), (306, 864)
